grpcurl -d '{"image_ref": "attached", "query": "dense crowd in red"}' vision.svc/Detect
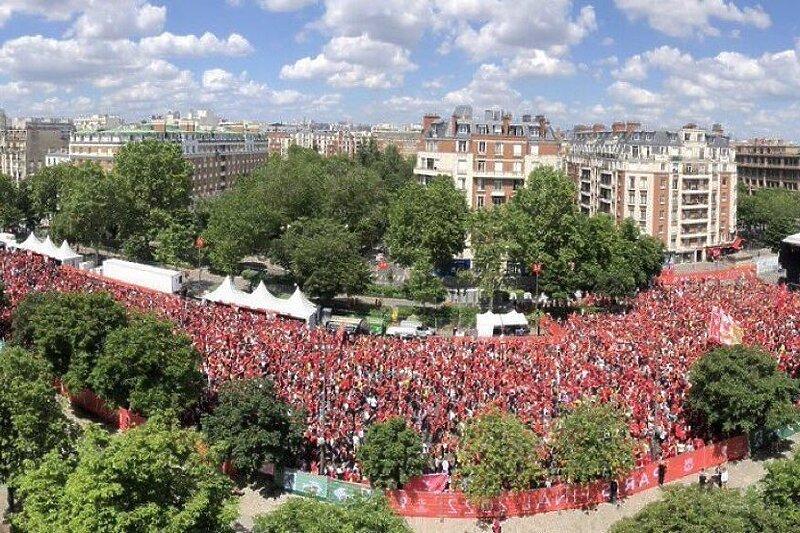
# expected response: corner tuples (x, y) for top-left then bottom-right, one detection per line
(2, 249), (799, 483)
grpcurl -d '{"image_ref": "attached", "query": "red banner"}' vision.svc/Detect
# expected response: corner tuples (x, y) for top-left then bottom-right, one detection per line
(54, 380), (146, 431)
(659, 265), (756, 286)
(404, 473), (449, 493)
(387, 436), (748, 518)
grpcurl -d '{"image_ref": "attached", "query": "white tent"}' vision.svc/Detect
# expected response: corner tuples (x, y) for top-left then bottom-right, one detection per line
(476, 310), (529, 338)
(247, 281), (289, 314)
(57, 241), (83, 266)
(40, 236), (61, 258)
(285, 287), (318, 321)
(202, 276), (252, 307)
(18, 233), (42, 253)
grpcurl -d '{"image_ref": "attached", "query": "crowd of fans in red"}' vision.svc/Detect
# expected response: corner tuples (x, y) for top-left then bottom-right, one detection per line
(2, 248), (799, 483)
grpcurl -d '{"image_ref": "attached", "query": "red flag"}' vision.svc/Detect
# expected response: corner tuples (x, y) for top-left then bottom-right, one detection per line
(195, 236), (206, 249)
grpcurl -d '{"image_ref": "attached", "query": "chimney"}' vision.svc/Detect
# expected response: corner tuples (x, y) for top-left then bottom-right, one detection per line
(537, 115), (549, 137)
(422, 114), (440, 133)
(450, 114), (458, 136)
(712, 123), (724, 134)
(502, 113), (511, 135)
(611, 122), (626, 133)
(626, 122), (641, 133)
(592, 123), (606, 133)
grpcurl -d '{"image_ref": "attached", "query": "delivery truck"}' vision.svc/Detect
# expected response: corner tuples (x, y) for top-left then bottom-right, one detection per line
(101, 258), (184, 294)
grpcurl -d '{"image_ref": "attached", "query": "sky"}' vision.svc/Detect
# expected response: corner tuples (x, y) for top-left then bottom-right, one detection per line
(0, 1), (799, 139)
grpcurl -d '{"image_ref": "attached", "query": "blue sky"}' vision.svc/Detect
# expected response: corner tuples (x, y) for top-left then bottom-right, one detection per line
(0, 1), (799, 139)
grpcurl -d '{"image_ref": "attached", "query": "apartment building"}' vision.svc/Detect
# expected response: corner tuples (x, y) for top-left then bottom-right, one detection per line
(415, 106), (561, 208)
(65, 127), (267, 198)
(566, 122), (737, 263)
(735, 139), (800, 191)
(74, 114), (124, 132)
(0, 118), (74, 182)
(371, 124), (422, 158)
(264, 127), (373, 159)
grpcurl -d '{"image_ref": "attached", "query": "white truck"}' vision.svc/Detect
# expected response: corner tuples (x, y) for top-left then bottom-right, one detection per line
(385, 319), (434, 339)
(101, 258), (184, 294)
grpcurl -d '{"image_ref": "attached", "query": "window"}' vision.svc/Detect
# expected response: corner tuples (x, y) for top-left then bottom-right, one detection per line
(494, 161), (503, 173)
(629, 177), (635, 189)
(425, 140), (437, 151)
(478, 141), (486, 153)
(458, 177), (466, 190)
(477, 195), (485, 208)
(513, 144), (522, 156)
(457, 140), (467, 153)
(640, 191), (648, 204)
(494, 143), (503, 155)
(494, 179), (502, 191)
(513, 161), (522, 174)
(477, 178), (485, 191)
(492, 196), (505, 205)
(477, 160), (486, 172)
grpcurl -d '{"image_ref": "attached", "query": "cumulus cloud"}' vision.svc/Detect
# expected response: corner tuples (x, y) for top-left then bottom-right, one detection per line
(614, 0), (771, 38)
(139, 32), (253, 57)
(281, 34), (416, 88)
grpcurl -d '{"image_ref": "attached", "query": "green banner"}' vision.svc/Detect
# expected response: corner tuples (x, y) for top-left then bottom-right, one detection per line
(282, 469), (372, 503)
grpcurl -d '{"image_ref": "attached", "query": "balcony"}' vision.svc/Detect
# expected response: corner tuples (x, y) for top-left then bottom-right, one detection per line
(682, 203), (709, 210)
(473, 168), (524, 179)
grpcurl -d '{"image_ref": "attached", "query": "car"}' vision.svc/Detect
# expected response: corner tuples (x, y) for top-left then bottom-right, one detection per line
(385, 320), (434, 339)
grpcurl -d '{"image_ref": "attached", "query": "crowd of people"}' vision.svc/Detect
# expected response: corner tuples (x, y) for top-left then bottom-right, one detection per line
(1, 248), (799, 484)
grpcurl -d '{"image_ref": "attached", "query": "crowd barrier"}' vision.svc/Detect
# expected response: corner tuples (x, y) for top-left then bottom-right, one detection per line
(282, 468), (373, 502)
(386, 435), (748, 518)
(658, 264), (756, 285)
(55, 380), (146, 431)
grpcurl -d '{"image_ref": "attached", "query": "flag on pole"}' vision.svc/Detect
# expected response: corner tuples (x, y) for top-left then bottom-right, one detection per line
(708, 306), (743, 346)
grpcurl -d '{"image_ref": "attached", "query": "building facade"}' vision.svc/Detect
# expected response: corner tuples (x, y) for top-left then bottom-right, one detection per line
(565, 122), (737, 263)
(74, 114), (124, 132)
(415, 106), (562, 208)
(0, 118), (74, 182)
(66, 128), (268, 197)
(735, 139), (800, 191)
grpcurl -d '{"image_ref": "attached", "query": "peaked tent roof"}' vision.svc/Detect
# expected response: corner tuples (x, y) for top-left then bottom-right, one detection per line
(19, 233), (42, 252)
(476, 310), (529, 337)
(248, 281), (289, 314)
(203, 276), (251, 307)
(285, 286), (318, 320)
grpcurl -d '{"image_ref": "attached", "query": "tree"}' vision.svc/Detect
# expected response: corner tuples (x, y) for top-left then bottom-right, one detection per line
(202, 377), (304, 483)
(356, 417), (427, 490)
(763, 452), (800, 525)
(50, 164), (122, 254)
(24, 164), (79, 225)
(385, 177), (468, 269)
(0, 173), (26, 231)
(0, 347), (76, 509)
(153, 210), (200, 267)
(610, 485), (785, 533)
(403, 260), (447, 304)
(550, 399), (636, 484)
(253, 495), (411, 533)
(687, 346), (799, 438)
(275, 217), (369, 301)
(455, 407), (545, 503)
(737, 187), (800, 251)
(11, 418), (237, 533)
(470, 206), (511, 296)
(11, 291), (127, 386)
(89, 314), (204, 417)
(203, 175), (283, 274)
(113, 140), (192, 215)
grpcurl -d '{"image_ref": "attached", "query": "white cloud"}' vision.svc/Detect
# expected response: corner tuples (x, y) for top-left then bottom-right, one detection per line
(319, 0), (432, 47)
(612, 46), (693, 81)
(506, 49), (576, 78)
(257, 0), (317, 11)
(68, 0), (166, 39)
(608, 80), (661, 107)
(614, 0), (771, 38)
(281, 34), (416, 88)
(139, 32), (253, 57)
(443, 63), (522, 110)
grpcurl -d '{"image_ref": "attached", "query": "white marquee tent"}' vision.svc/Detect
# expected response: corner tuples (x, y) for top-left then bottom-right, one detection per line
(204, 278), (319, 322)
(13, 233), (83, 266)
(476, 310), (529, 337)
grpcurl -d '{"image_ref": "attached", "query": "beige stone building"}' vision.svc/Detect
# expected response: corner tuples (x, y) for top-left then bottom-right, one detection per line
(735, 139), (800, 191)
(565, 122), (737, 263)
(415, 106), (562, 209)
(0, 118), (74, 182)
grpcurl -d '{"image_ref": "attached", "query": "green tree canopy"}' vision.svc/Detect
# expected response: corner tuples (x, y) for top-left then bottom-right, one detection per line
(11, 291), (127, 387)
(202, 377), (304, 483)
(253, 495), (411, 533)
(455, 407), (545, 503)
(385, 177), (468, 269)
(403, 260), (447, 304)
(356, 417), (427, 490)
(24, 164), (80, 225)
(50, 163), (125, 253)
(762, 451), (800, 525)
(550, 399), (636, 484)
(274, 217), (369, 301)
(88, 314), (204, 417)
(469, 205), (512, 295)
(11, 418), (236, 533)
(737, 186), (800, 251)
(0, 347), (76, 498)
(610, 485), (786, 533)
(0, 173), (27, 231)
(687, 346), (799, 438)
(113, 140), (192, 214)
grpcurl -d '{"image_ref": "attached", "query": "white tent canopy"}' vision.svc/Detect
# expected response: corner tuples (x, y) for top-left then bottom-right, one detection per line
(204, 278), (319, 322)
(14, 233), (83, 265)
(202, 276), (252, 307)
(476, 310), (529, 338)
